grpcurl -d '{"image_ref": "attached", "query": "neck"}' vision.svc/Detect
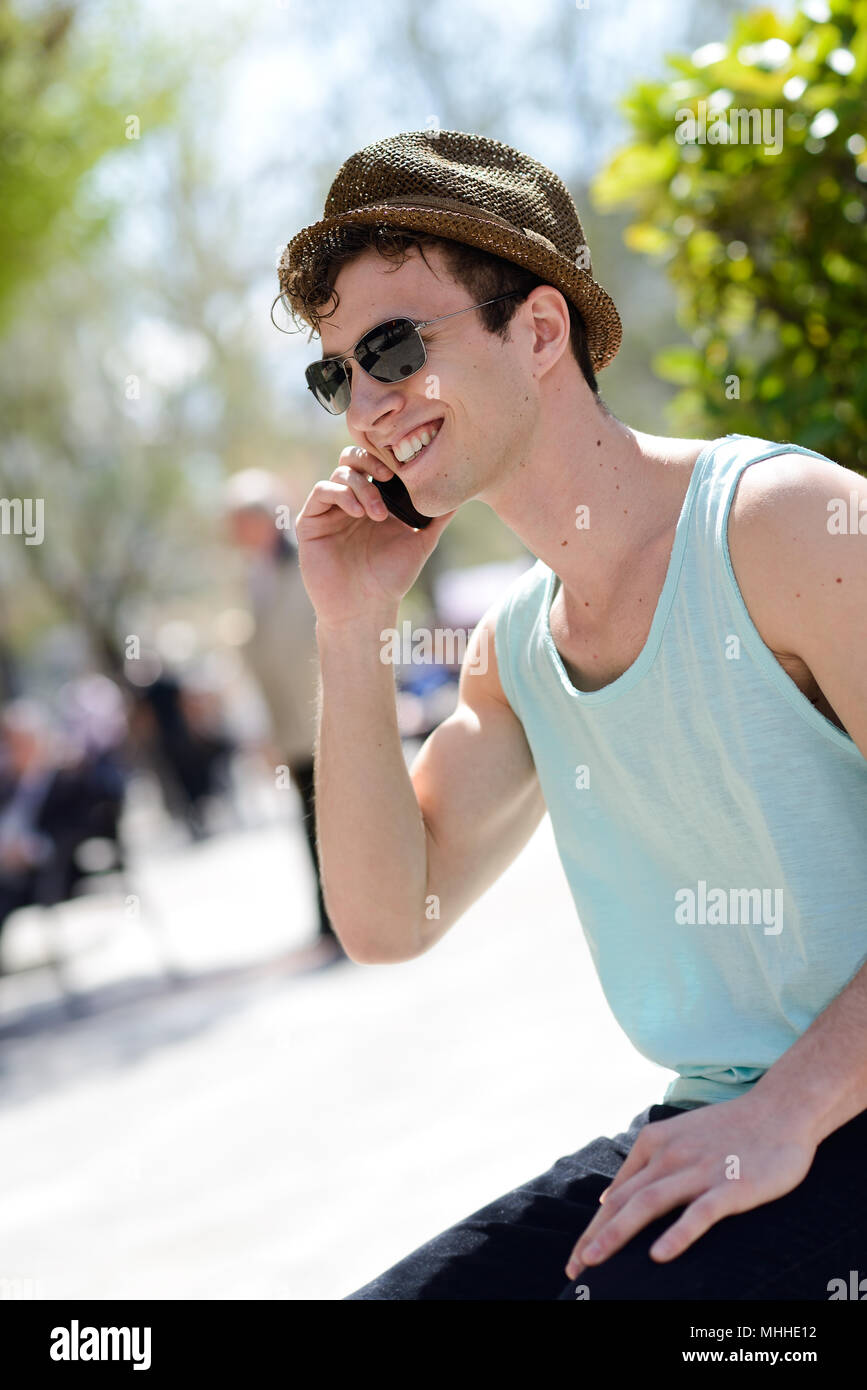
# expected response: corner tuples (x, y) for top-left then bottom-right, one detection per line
(484, 392), (704, 619)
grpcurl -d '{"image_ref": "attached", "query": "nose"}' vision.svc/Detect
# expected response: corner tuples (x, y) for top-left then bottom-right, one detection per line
(345, 363), (407, 441)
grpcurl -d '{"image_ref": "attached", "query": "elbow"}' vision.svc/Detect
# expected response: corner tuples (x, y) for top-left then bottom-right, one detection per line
(334, 918), (425, 965)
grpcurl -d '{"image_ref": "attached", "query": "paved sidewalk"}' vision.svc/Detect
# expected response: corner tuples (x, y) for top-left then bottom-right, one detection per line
(0, 782), (672, 1300)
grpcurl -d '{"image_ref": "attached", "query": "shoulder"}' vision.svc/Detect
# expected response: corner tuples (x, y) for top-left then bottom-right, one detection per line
(463, 560), (542, 711)
(728, 447), (863, 523)
(490, 557), (549, 625)
(727, 448), (867, 660)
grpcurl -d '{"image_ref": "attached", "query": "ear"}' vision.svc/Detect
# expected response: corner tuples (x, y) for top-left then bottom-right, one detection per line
(523, 284), (571, 378)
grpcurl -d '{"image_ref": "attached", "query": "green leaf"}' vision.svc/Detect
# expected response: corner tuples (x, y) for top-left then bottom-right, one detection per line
(652, 346), (703, 384)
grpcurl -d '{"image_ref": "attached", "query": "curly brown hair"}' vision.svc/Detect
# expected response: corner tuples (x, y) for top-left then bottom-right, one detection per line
(273, 225), (600, 396)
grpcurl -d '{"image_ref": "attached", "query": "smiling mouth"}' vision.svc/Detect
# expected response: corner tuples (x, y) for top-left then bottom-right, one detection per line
(389, 419), (443, 467)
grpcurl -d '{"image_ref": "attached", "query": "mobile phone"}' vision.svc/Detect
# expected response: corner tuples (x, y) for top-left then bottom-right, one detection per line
(369, 473), (434, 529)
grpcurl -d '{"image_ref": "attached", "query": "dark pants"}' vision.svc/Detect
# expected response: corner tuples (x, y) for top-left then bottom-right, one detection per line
(344, 1100), (867, 1300)
(288, 757), (335, 943)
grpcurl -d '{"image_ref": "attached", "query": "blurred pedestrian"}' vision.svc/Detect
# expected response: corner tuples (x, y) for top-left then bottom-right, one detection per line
(131, 670), (234, 841)
(224, 468), (342, 959)
(0, 697), (126, 957)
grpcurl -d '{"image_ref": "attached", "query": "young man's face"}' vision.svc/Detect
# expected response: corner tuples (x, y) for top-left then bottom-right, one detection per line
(319, 243), (541, 517)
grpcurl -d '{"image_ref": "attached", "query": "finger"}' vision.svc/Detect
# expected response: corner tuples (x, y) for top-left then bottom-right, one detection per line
(649, 1188), (732, 1262)
(297, 479), (367, 521)
(584, 1171), (706, 1263)
(333, 464), (396, 519)
(586, 1161), (666, 1225)
(565, 1176), (657, 1276)
(338, 445), (394, 479)
(565, 1171), (705, 1277)
(561, 1143), (655, 1278)
(593, 1131), (654, 1203)
(567, 1172), (648, 1261)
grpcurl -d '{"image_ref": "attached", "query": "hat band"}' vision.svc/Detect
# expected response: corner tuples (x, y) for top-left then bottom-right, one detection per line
(329, 194), (563, 260)
(359, 192), (522, 232)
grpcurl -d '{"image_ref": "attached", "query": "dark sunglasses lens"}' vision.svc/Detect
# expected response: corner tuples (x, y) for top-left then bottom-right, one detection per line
(356, 319), (425, 383)
(306, 359), (350, 414)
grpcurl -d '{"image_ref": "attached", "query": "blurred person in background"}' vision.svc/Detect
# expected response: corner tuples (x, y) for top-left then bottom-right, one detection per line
(59, 672), (129, 807)
(0, 696), (127, 959)
(129, 669), (235, 842)
(55, 671), (129, 875)
(0, 700), (59, 946)
(224, 469), (342, 961)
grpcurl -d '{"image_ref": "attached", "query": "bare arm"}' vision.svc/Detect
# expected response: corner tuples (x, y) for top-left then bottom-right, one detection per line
(315, 602), (545, 963)
(295, 444), (544, 964)
(408, 607), (546, 951)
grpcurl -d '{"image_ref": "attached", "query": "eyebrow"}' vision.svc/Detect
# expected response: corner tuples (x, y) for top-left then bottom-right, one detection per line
(319, 321), (375, 362)
(319, 313), (422, 361)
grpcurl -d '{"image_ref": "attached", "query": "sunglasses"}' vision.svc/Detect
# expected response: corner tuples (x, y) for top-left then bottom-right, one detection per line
(303, 292), (522, 415)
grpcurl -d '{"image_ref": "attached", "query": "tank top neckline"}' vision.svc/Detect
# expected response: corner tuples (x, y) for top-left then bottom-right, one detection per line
(540, 435), (725, 705)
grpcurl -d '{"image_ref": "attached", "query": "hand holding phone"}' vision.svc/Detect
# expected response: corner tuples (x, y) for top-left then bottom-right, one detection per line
(369, 472), (434, 529)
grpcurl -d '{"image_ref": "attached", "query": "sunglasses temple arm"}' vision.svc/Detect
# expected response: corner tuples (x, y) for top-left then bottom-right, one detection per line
(416, 291), (522, 330)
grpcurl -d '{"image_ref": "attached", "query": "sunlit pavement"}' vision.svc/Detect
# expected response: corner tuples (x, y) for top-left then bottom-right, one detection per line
(0, 770), (672, 1301)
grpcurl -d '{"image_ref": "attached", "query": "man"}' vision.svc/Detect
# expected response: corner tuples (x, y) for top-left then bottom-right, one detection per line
(277, 130), (867, 1299)
(224, 470), (342, 959)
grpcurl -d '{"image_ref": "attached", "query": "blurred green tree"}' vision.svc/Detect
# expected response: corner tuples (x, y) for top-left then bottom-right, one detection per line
(0, 1), (177, 330)
(593, 0), (867, 472)
(0, 123), (272, 680)
(0, 6), (236, 682)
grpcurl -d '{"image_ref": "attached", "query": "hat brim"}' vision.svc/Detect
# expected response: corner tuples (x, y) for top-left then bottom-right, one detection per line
(281, 203), (622, 372)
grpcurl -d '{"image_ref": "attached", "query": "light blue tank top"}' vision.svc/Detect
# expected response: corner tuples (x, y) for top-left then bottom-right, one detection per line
(494, 433), (867, 1106)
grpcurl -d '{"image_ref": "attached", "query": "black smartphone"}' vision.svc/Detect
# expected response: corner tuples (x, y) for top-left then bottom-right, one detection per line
(370, 473), (434, 529)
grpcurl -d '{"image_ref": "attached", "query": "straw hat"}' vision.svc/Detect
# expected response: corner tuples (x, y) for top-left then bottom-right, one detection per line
(278, 129), (622, 372)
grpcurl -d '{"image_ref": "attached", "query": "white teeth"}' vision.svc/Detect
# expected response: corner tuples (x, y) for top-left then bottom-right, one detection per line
(393, 422), (441, 463)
